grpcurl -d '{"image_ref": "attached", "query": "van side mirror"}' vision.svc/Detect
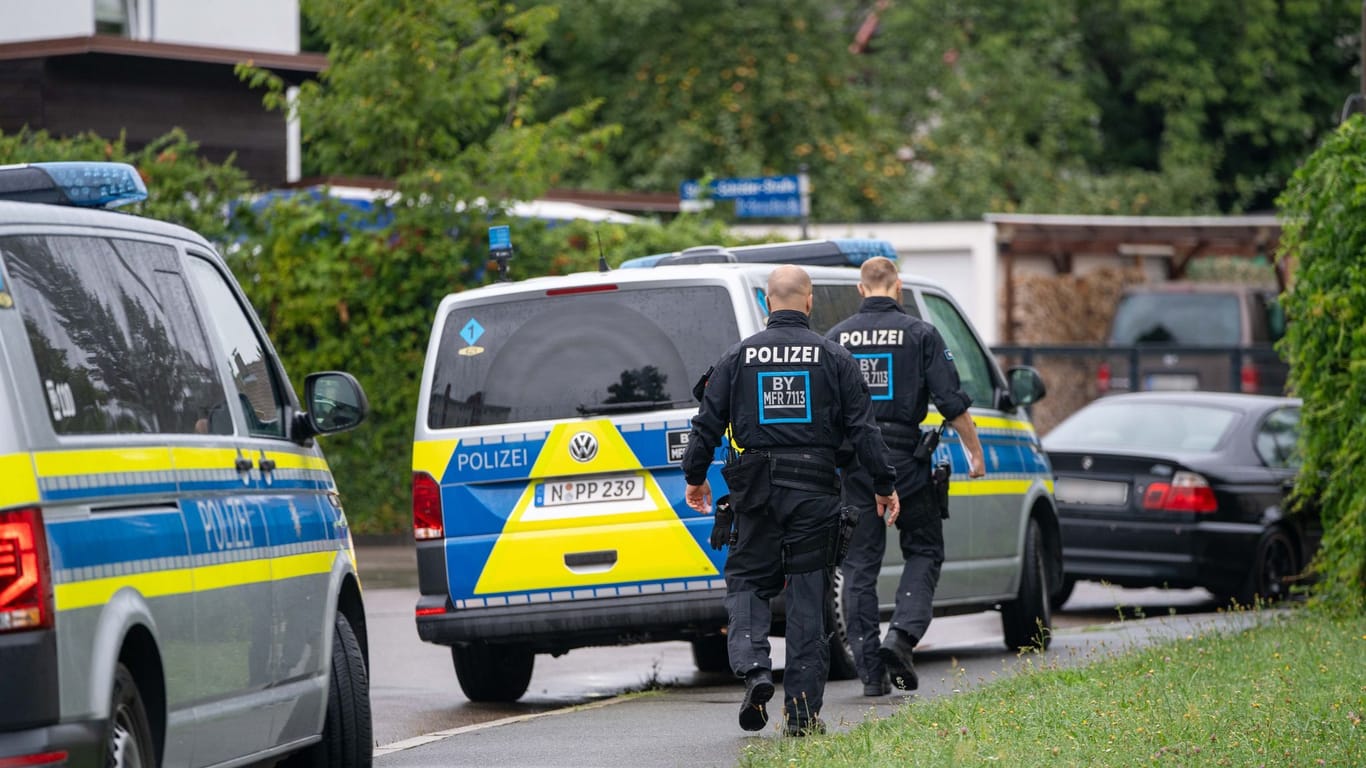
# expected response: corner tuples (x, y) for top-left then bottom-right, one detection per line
(297, 371), (369, 440)
(1006, 366), (1046, 408)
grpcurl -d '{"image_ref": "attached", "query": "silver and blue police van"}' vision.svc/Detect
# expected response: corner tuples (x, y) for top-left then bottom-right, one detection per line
(0, 162), (371, 768)
(412, 238), (1059, 701)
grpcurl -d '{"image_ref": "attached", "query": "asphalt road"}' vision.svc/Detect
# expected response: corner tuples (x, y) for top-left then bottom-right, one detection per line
(356, 543), (1239, 767)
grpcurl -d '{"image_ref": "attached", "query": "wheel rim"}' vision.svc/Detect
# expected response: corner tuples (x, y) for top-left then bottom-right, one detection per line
(110, 706), (145, 768)
(1260, 536), (1295, 600)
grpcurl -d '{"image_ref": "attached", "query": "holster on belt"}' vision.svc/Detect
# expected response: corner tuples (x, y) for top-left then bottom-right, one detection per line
(931, 461), (952, 519)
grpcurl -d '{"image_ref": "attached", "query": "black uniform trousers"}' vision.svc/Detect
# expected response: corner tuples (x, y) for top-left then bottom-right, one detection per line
(839, 448), (944, 685)
(723, 483), (840, 728)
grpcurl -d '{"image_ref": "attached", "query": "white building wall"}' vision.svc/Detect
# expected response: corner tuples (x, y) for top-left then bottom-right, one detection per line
(152, 0), (298, 53)
(0, 0), (95, 42)
(0, 0), (298, 53)
(731, 221), (1003, 344)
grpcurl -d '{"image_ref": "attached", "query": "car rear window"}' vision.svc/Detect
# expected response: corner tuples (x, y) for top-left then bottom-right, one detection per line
(1109, 292), (1241, 345)
(1046, 401), (1238, 453)
(427, 284), (739, 427)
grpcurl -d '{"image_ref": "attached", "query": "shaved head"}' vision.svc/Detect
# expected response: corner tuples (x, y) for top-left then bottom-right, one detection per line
(767, 265), (813, 313)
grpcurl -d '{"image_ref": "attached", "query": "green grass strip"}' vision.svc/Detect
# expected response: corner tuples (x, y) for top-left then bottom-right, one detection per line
(739, 608), (1365, 767)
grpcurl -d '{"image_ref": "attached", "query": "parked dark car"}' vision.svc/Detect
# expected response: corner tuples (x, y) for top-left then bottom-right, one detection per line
(1043, 392), (1318, 607)
(1097, 282), (1289, 396)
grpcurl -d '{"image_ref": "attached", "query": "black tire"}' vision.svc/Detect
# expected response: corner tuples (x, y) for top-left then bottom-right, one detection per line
(107, 663), (155, 768)
(285, 612), (372, 768)
(1001, 518), (1052, 651)
(452, 643), (534, 702)
(1236, 527), (1298, 606)
(825, 567), (859, 681)
(690, 634), (731, 675)
(1050, 574), (1078, 611)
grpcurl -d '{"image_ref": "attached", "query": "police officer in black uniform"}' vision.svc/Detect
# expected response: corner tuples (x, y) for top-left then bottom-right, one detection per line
(683, 265), (898, 737)
(826, 256), (986, 695)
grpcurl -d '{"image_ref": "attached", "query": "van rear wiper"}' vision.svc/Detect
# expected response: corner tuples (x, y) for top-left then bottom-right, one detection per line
(576, 400), (694, 416)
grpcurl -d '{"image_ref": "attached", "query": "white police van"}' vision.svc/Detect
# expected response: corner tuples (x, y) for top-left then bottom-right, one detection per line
(0, 163), (371, 767)
(412, 238), (1059, 701)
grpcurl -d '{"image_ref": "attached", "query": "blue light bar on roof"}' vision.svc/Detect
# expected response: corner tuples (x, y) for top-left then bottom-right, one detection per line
(0, 162), (147, 208)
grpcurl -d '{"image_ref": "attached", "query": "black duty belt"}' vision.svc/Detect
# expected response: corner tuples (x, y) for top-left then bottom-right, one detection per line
(877, 422), (921, 453)
(752, 449), (840, 495)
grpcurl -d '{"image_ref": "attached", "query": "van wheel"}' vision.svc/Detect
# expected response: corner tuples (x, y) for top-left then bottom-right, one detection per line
(1050, 574), (1077, 611)
(826, 568), (858, 681)
(1236, 527), (1298, 606)
(107, 663), (155, 768)
(284, 612), (372, 768)
(1001, 518), (1052, 651)
(452, 643), (534, 702)
(690, 635), (731, 674)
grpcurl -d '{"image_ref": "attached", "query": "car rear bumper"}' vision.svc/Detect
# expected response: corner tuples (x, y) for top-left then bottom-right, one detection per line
(1059, 515), (1263, 593)
(416, 588), (729, 654)
(0, 719), (104, 768)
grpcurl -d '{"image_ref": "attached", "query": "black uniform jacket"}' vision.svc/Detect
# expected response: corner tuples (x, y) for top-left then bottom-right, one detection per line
(681, 309), (895, 496)
(824, 296), (972, 429)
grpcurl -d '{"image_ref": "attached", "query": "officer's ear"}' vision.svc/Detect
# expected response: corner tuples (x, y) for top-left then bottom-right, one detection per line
(857, 283), (869, 299)
(804, 292), (813, 315)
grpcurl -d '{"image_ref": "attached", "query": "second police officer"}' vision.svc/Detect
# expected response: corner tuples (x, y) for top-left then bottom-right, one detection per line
(826, 256), (986, 695)
(683, 265), (898, 737)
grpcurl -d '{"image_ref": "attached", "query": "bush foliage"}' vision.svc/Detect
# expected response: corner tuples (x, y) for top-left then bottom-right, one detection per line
(1275, 114), (1366, 614)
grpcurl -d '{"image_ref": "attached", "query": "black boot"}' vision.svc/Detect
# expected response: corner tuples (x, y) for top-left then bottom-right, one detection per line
(738, 668), (774, 731)
(877, 629), (919, 691)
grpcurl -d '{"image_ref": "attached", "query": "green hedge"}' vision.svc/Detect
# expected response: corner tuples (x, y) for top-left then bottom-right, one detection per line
(1275, 114), (1366, 615)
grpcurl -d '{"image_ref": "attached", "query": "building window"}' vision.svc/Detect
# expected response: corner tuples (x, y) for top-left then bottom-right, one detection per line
(94, 0), (139, 37)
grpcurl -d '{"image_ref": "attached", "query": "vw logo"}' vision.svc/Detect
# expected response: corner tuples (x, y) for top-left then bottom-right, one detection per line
(568, 432), (598, 463)
(1081, 456), (1093, 471)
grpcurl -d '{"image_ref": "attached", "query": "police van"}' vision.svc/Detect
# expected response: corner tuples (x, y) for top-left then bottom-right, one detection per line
(0, 163), (371, 767)
(412, 238), (1059, 701)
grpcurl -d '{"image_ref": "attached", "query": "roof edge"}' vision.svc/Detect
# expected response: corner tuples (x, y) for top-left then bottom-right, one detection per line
(0, 35), (326, 73)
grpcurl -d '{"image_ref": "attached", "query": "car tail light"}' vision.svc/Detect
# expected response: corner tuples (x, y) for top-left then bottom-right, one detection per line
(1142, 471), (1217, 513)
(1096, 362), (1111, 395)
(1240, 361), (1259, 394)
(0, 508), (52, 633)
(0, 752), (71, 767)
(412, 472), (444, 541)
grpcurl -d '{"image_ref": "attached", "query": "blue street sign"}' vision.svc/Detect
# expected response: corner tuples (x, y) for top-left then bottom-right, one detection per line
(488, 225), (512, 251)
(679, 175), (806, 219)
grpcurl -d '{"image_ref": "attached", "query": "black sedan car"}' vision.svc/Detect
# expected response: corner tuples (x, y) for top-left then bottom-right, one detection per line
(1043, 392), (1318, 607)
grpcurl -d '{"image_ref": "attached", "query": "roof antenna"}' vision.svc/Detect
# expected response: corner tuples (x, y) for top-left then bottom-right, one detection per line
(596, 229), (610, 272)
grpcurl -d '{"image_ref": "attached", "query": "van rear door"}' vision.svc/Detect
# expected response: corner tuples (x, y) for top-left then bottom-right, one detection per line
(418, 279), (743, 614)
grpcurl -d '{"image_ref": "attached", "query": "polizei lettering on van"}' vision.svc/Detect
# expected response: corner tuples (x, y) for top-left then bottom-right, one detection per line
(744, 345), (822, 365)
(456, 446), (531, 472)
(838, 329), (904, 348)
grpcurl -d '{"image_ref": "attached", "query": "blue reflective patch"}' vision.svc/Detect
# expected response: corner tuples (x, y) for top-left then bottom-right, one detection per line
(757, 371), (811, 424)
(461, 318), (485, 346)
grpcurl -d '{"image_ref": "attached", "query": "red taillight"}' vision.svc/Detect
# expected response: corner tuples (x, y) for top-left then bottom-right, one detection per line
(412, 472), (444, 541)
(1142, 471), (1217, 513)
(0, 752), (70, 767)
(1096, 362), (1111, 395)
(0, 508), (52, 633)
(545, 284), (618, 296)
(0, 748), (70, 759)
(1240, 361), (1259, 394)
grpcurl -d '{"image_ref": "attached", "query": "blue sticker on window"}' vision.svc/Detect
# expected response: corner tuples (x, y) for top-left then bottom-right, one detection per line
(944, 348), (954, 362)
(461, 318), (485, 346)
(854, 353), (894, 400)
(757, 371), (811, 424)
(755, 288), (769, 317)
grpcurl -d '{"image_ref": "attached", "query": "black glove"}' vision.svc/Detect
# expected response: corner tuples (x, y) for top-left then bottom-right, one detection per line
(710, 494), (735, 550)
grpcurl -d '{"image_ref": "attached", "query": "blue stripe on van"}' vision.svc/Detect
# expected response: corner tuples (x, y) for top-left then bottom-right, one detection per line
(47, 512), (192, 570)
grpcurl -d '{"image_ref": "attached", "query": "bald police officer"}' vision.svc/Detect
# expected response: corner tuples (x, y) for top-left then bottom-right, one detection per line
(683, 265), (898, 737)
(827, 256), (986, 695)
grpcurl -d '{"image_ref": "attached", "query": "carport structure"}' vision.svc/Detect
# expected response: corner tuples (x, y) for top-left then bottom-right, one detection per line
(985, 213), (1284, 343)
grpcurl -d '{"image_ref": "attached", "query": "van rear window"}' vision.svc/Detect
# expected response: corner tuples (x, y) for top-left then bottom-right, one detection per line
(427, 285), (739, 427)
(1109, 293), (1240, 345)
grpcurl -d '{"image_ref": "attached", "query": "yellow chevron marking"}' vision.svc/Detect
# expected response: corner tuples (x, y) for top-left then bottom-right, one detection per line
(474, 420), (716, 594)
(0, 453), (40, 509)
(54, 550), (343, 611)
(34, 447), (173, 476)
(413, 439), (460, 478)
